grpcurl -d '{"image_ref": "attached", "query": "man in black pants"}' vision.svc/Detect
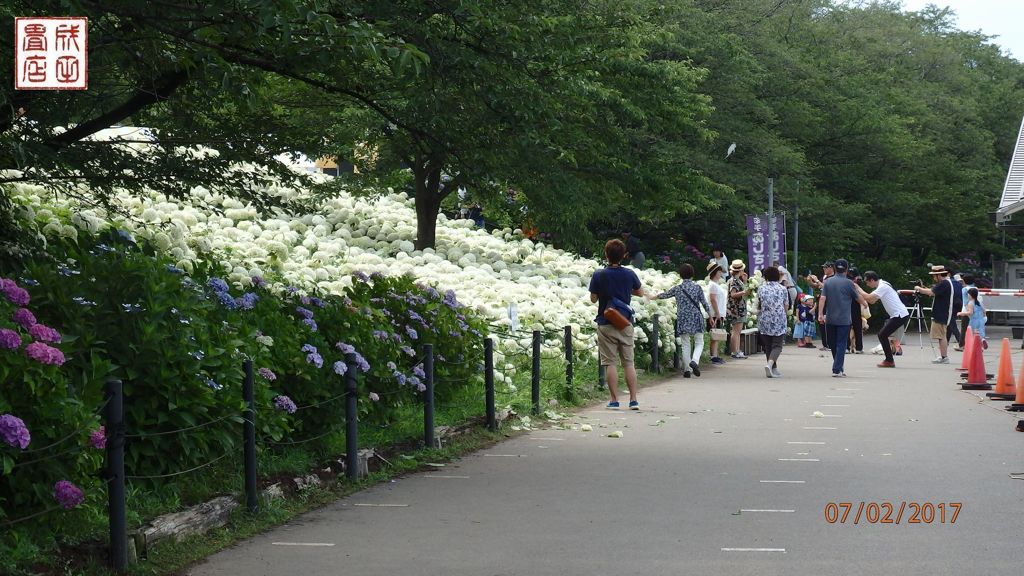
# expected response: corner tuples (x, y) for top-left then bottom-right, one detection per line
(858, 272), (910, 367)
(848, 267), (864, 353)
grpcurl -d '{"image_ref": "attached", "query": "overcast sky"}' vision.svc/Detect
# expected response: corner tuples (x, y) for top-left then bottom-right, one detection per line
(899, 0), (1024, 61)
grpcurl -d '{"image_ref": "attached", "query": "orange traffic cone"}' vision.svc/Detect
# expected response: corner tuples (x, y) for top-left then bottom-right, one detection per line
(1007, 353), (1024, 412)
(987, 338), (1016, 400)
(961, 333), (992, 390)
(957, 327), (974, 372)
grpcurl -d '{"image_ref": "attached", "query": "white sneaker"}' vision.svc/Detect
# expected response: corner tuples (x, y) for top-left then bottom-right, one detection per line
(772, 368), (782, 378)
(931, 356), (949, 364)
(764, 366), (773, 378)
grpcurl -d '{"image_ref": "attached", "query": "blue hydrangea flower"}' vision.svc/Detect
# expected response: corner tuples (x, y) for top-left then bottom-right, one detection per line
(208, 278), (230, 293)
(295, 306), (314, 320)
(237, 292), (259, 310)
(405, 326), (418, 340)
(335, 342), (355, 354)
(166, 264), (184, 274)
(333, 361), (348, 376)
(216, 291), (238, 309)
(413, 364), (426, 379)
(303, 318), (318, 331)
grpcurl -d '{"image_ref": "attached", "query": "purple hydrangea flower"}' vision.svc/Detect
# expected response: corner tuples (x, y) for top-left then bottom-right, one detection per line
(372, 330), (389, 340)
(369, 392), (380, 402)
(386, 361), (397, 371)
(165, 264), (184, 274)
(0, 414), (31, 449)
(89, 426), (106, 449)
(258, 367), (277, 381)
(251, 276), (267, 288)
(370, 272), (385, 281)
(302, 344), (323, 368)
(295, 306), (314, 320)
(335, 342), (355, 354)
(207, 278), (230, 293)
(333, 361), (348, 376)
(401, 346), (415, 357)
(303, 318), (318, 331)
(352, 271), (369, 282)
(394, 372), (407, 386)
(353, 353), (370, 373)
(53, 480), (85, 509)
(3, 285), (30, 307)
(236, 292), (259, 310)
(28, 324), (61, 344)
(405, 326), (418, 340)
(309, 297), (325, 308)
(413, 365), (426, 379)
(0, 328), (22, 350)
(408, 311), (426, 325)
(273, 395), (297, 414)
(12, 308), (36, 329)
(443, 290), (459, 309)
(300, 296), (311, 306)
(25, 341), (65, 365)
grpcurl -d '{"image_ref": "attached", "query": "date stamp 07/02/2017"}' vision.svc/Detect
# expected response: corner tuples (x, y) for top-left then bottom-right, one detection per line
(824, 502), (962, 525)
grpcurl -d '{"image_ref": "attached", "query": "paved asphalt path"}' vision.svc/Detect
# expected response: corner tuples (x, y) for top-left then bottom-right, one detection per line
(189, 328), (1024, 576)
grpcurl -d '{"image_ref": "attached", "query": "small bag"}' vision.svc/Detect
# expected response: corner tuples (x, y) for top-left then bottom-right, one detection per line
(710, 327), (728, 341)
(603, 307), (631, 330)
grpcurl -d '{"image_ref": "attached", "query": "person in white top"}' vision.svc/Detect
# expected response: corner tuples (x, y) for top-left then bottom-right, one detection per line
(773, 259), (797, 307)
(710, 246), (729, 280)
(858, 271), (909, 367)
(705, 262), (728, 364)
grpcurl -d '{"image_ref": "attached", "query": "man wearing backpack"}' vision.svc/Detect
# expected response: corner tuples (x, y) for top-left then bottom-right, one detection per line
(589, 239), (646, 410)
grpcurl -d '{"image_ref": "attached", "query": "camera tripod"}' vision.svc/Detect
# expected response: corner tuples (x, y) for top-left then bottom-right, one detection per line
(905, 289), (934, 356)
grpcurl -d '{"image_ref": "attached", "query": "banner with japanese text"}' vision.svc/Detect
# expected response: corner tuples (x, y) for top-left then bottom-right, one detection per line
(745, 213), (786, 273)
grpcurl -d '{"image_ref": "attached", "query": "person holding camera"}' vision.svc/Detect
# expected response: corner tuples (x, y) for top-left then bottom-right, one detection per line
(858, 271), (910, 367)
(589, 239), (645, 409)
(914, 265), (955, 364)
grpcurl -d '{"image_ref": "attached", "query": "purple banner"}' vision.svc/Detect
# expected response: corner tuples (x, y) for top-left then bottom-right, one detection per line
(745, 213), (786, 273)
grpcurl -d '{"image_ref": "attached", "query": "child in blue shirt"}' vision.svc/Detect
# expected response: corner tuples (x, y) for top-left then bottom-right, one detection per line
(793, 294), (817, 348)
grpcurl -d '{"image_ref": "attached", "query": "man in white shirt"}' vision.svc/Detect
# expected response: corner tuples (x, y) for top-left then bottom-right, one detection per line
(859, 271), (909, 367)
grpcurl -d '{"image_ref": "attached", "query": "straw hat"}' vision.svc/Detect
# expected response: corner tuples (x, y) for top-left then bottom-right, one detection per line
(928, 265), (949, 276)
(706, 261), (723, 277)
(729, 259), (746, 272)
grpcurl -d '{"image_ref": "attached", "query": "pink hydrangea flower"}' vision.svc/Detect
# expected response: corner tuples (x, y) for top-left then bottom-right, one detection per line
(25, 341), (65, 366)
(12, 308), (37, 329)
(28, 324), (61, 344)
(53, 480), (85, 509)
(89, 426), (106, 449)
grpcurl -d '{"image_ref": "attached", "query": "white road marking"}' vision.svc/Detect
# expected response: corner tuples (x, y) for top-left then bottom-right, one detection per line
(760, 480), (806, 484)
(821, 414), (843, 418)
(740, 509), (795, 513)
(424, 475), (470, 479)
(272, 542), (335, 547)
(787, 441), (825, 445)
(529, 437), (565, 441)
(796, 452), (810, 455)
(483, 454), (527, 457)
(778, 458), (820, 462)
(822, 404), (850, 407)
(722, 548), (787, 553)
(802, 426), (837, 430)
(834, 388), (861, 391)
(826, 395), (854, 399)
(353, 503), (409, 507)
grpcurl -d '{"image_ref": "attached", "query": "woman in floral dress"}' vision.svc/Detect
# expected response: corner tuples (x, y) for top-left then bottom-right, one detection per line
(757, 266), (791, 378)
(656, 263), (711, 377)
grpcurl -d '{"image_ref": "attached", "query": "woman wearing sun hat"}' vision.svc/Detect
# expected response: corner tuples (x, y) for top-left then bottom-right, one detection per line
(706, 261), (728, 364)
(726, 259), (752, 359)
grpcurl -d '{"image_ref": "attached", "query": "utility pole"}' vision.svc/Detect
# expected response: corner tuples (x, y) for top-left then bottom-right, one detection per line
(793, 180), (800, 277)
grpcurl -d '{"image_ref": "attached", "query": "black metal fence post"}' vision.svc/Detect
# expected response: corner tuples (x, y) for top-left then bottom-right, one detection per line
(423, 344), (435, 448)
(531, 330), (541, 416)
(242, 360), (258, 513)
(104, 379), (127, 572)
(344, 353), (359, 481)
(651, 314), (660, 373)
(564, 326), (574, 401)
(485, 338), (496, 431)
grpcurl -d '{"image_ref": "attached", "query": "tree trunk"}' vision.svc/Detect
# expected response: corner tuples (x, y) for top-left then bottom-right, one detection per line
(413, 157), (445, 250)
(910, 247), (930, 267)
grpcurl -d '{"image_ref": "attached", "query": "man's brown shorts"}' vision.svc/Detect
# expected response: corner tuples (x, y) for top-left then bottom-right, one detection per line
(929, 320), (948, 340)
(598, 324), (635, 367)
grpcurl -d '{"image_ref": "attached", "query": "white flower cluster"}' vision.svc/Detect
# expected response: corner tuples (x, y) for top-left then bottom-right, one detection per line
(9, 180), (682, 360)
